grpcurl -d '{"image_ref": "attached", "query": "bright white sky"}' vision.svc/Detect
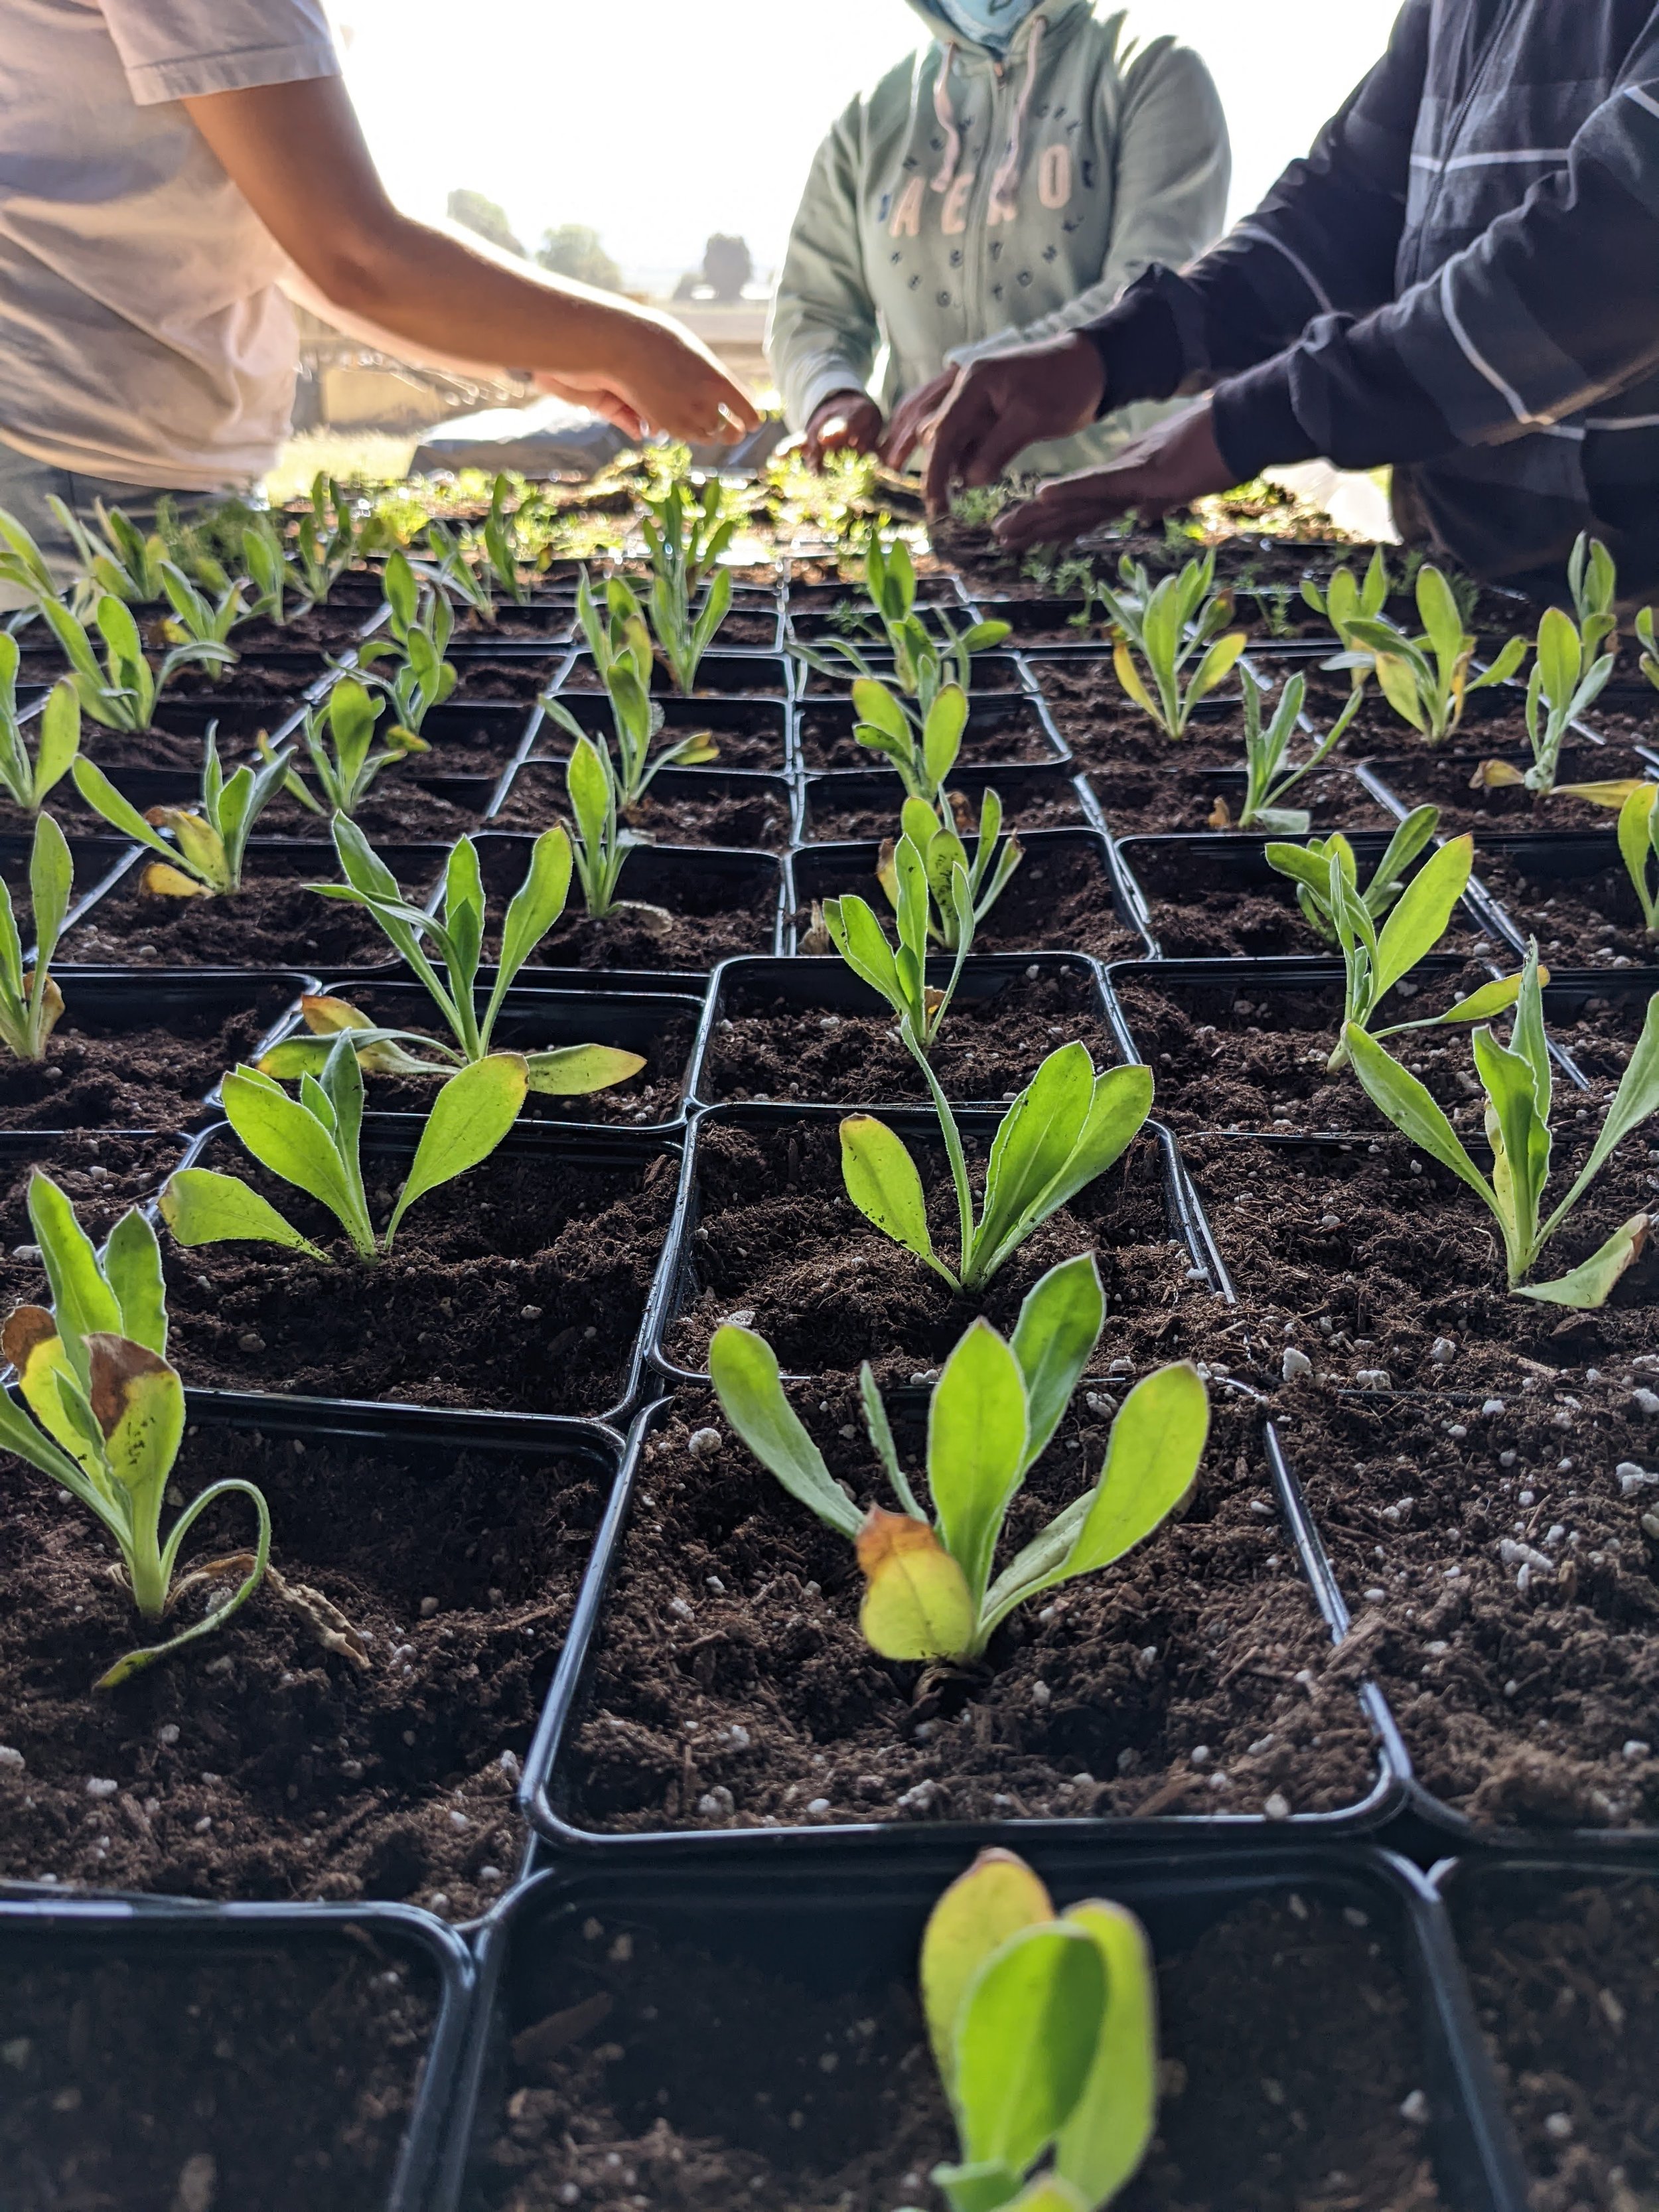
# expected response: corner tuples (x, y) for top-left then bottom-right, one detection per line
(338, 0), (1406, 290)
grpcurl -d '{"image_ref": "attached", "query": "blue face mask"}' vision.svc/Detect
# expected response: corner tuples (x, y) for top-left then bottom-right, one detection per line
(933, 0), (1039, 53)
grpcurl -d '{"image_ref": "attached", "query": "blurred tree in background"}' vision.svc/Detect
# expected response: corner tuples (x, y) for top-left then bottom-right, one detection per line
(536, 224), (624, 292)
(702, 234), (753, 301)
(445, 188), (524, 257)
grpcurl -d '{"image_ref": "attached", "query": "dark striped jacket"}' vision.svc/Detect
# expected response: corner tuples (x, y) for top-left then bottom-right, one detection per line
(1087, 0), (1659, 593)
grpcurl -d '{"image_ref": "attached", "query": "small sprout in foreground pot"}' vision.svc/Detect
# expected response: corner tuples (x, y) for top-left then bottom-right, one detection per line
(543, 571), (719, 804)
(1344, 943), (1659, 1307)
(0, 812), (72, 1062)
(1267, 818), (1529, 1072)
(1617, 782), (1659, 935)
(269, 822), (642, 1095)
(0, 650), (80, 811)
(1086, 552), (1246, 741)
(711, 1253), (1208, 1664)
(1212, 668), (1362, 833)
(1329, 562), (1528, 745)
(908, 1849), (1157, 2212)
(161, 1030), (528, 1263)
(72, 724), (292, 897)
(0, 1173), (270, 1688)
(1299, 547), (1390, 682)
(267, 676), (427, 819)
(842, 1043), (1153, 1292)
(40, 591), (223, 731)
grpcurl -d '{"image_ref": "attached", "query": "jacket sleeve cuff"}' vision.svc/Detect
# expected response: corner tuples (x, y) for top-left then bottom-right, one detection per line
(1209, 358), (1321, 480)
(793, 367), (873, 431)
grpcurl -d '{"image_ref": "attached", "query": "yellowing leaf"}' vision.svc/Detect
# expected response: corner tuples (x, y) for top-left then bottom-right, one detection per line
(855, 1507), (975, 1661)
(141, 861), (210, 899)
(1468, 758), (1525, 789)
(524, 1045), (646, 1096)
(921, 1851), (1055, 2092)
(1555, 778), (1654, 811)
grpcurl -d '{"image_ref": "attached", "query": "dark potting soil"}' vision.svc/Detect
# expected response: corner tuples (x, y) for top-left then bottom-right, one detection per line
(794, 842), (1140, 962)
(1452, 1876), (1659, 2205)
(1123, 852), (1485, 963)
(74, 717), (292, 771)
(803, 776), (1085, 843)
(494, 874), (776, 976)
(699, 965), (1115, 1106)
(532, 703), (787, 774)
(561, 660), (788, 699)
(482, 1893), (1435, 2212)
(1471, 848), (1656, 967)
(1031, 670), (1258, 773)
(565, 1387), (1372, 1836)
(799, 699), (1057, 771)
(0, 1934), (435, 2212)
(60, 851), (409, 969)
(450, 660), (564, 705)
(0, 977), (297, 1132)
(222, 604), (380, 655)
(167, 656), (326, 700)
(495, 761), (792, 849)
(0, 1424), (611, 1913)
(255, 772), (496, 844)
(0, 1131), (182, 1313)
(162, 1141), (678, 1416)
(453, 605), (576, 643)
(1361, 747), (1654, 839)
(1110, 960), (1512, 1134)
(1085, 763), (1398, 839)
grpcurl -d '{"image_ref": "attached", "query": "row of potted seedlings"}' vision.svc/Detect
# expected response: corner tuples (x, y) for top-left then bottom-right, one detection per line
(0, 482), (1656, 2209)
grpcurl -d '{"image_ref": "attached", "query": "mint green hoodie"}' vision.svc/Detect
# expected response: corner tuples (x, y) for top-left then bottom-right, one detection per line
(768, 1), (1230, 475)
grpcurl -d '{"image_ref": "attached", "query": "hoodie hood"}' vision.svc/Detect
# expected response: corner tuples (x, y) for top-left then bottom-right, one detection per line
(904, 0), (1088, 56)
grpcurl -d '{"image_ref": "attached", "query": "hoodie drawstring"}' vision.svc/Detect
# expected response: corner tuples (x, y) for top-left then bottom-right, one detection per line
(930, 43), (962, 194)
(988, 12), (1046, 221)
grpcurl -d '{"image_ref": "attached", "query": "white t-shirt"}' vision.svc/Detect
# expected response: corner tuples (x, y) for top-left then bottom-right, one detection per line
(0, 0), (340, 488)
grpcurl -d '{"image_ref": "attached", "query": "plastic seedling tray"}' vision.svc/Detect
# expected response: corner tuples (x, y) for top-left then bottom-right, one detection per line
(494, 757), (798, 849)
(165, 1114), (683, 1428)
(798, 760), (1095, 842)
(561, 649), (790, 699)
(794, 647), (1035, 698)
(798, 688), (1068, 773)
(784, 826), (1152, 960)
(527, 688), (792, 776)
(383, 697), (542, 776)
(0, 833), (151, 955)
(0, 1894), (472, 2212)
(685, 951), (1121, 1110)
(265, 976), (704, 1134)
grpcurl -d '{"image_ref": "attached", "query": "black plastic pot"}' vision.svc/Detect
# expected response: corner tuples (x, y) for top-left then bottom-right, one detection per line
(0, 833), (149, 957)
(436, 1844), (1516, 2211)
(684, 951), (1121, 1110)
(406, 698), (544, 776)
(784, 826), (1152, 959)
(784, 574), (972, 615)
(528, 688), (791, 776)
(561, 649), (790, 698)
(1445, 828), (1650, 963)
(786, 600), (996, 645)
(799, 760), (1097, 842)
(798, 688), (1068, 773)
(30, 966), (312, 1122)
(0, 1893), (472, 2212)
(494, 755), (797, 849)
(795, 647), (1035, 697)
(165, 1114), (683, 1428)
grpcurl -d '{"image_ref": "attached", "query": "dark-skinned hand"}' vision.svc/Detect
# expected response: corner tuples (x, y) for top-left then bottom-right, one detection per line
(992, 398), (1237, 554)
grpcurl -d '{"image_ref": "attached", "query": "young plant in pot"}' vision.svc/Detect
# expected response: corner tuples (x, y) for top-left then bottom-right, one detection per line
(0, 1172), (270, 1687)
(543, 579), (719, 794)
(1267, 818), (1530, 1071)
(793, 536), (1011, 703)
(1208, 667), (1362, 832)
(40, 591), (229, 729)
(638, 473), (739, 692)
(910, 1848), (1157, 2212)
(0, 501), (166, 615)
(156, 559), (252, 665)
(874, 788), (1023, 952)
(0, 652), (80, 813)
(160, 1029), (528, 1264)
(72, 727), (293, 899)
(1470, 585), (1621, 800)
(710, 1252), (1208, 1666)
(1083, 552), (1246, 740)
(354, 553), (458, 741)
(263, 676), (428, 820)
(0, 811), (72, 1063)
(263, 819), (644, 1098)
(1299, 546), (1390, 683)
(1345, 941), (1659, 1305)
(1327, 561), (1528, 744)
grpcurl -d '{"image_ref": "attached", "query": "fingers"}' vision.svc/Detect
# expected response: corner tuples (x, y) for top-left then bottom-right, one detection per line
(957, 408), (1048, 491)
(923, 381), (1000, 516)
(883, 369), (959, 470)
(993, 471), (1139, 555)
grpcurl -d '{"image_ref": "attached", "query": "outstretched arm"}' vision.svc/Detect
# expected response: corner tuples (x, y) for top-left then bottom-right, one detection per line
(183, 74), (759, 445)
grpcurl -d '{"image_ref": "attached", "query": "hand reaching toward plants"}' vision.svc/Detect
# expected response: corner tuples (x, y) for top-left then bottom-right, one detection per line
(804, 391), (884, 471)
(991, 400), (1236, 556)
(898, 335), (1108, 515)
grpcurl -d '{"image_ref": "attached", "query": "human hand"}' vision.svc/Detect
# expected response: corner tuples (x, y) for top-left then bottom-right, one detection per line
(992, 399), (1236, 554)
(574, 310), (762, 446)
(879, 367), (959, 473)
(902, 334), (1107, 516)
(804, 391), (884, 469)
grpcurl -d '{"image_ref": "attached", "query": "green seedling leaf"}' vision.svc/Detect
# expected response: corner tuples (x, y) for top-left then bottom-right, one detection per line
(954, 1926), (1104, 2176)
(1518, 1213), (1652, 1308)
(158, 1167), (328, 1258)
(387, 1052), (528, 1242)
(1055, 1899), (1159, 2207)
(840, 1115), (947, 1280)
(709, 1325), (863, 1539)
(921, 1851), (1056, 2094)
(524, 1045), (646, 1096)
(1009, 1253), (1105, 1473)
(1058, 1363), (1208, 1582)
(929, 1319), (1030, 1608)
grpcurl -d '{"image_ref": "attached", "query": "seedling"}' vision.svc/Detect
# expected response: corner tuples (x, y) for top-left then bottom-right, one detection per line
(562, 733), (634, 919)
(1268, 805), (1441, 942)
(0, 647), (80, 810)
(841, 1042), (1153, 1291)
(1333, 563), (1528, 742)
(240, 513), (293, 625)
(1617, 783), (1659, 934)
(1269, 823), (1528, 1070)
(794, 536), (1011, 710)
(822, 832), (975, 1053)
(275, 819), (642, 1095)
(157, 561), (248, 661)
(0, 1173), (269, 1688)
(844, 678), (970, 808)
(269, 678), (427, 818)
(358, 553), (458, 739)
(38, 592), (220, 730)
(1345, 944), (1659, 1306)
(1470, 597), (1617, 796)
(418, 518), (496, 623)
(0, 812), (71, 1061)
(1300, 548), (1389, 682)
(640, 477), (737, 692)
(879, 790), (1022, 952)
(1637, 605), (1659, 694)
(73, 727), (292, 897)
(911, 1850), (1157, 2212)
(1086, 552), (1246, 739)
(46, 499), (169, 609)
(1214, 668), (1362, 832)
(641, 471), (739, 594)
(0, 510), (62, 607)
(480, 473), (534, 605)
(710, 1251), (1208, 1663)
(161, 1031), (528, 1262)
(289, 473), (358, 606)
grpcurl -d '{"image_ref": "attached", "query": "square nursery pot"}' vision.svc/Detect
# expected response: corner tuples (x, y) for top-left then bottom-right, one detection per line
(158, 1115), (682, 1425)
(1450, 828), (1659, 968)
(469, 830), (785, 985)
(785, 828), (1151, 963)
(399, 696), (543, 776)
(492, 757), (796, 849)
(560, 649), (790, 698)
(1435, 1853), (1659, 2207)
(0, 831), (150, 946)
(58, 839), (452, 973)
(165, 648), (334, 702)
(528, 688), (790, 774)
(1079, 757), (1400, 840)
(269, 976), (703, 1133)
(431, 1849), (1514, 2212)
(797, 689), (1068, 773)
(27, 690), (313, 779)
(445, 658), (571, 710)
(1114, 832), (1504, 961)
(0, 1393), (630, 1921)
(0, 1126), (190, 1311)
(0, 1895), (470, 2212)
(0, 966), (312, 1134)
(796, 647), (1032, 697)
(786, 597), (983, 645)
(1099, 952), (1536, 1134)
(1356, 743), (1659, 840)
(685, 952), (1123, 1110)
(784, 573), (972, 615)
(799, 761), (1094, 844)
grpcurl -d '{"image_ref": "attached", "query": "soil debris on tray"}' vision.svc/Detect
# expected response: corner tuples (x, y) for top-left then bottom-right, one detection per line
(163, 1140), (676, 1416)
(60, 848), (419, 969)
(0, 1934), (436, 2212)
(495, 761), (792, 848)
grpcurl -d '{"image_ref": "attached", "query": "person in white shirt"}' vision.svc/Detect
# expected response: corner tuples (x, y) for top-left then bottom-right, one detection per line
(0, 0), (758, 577)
